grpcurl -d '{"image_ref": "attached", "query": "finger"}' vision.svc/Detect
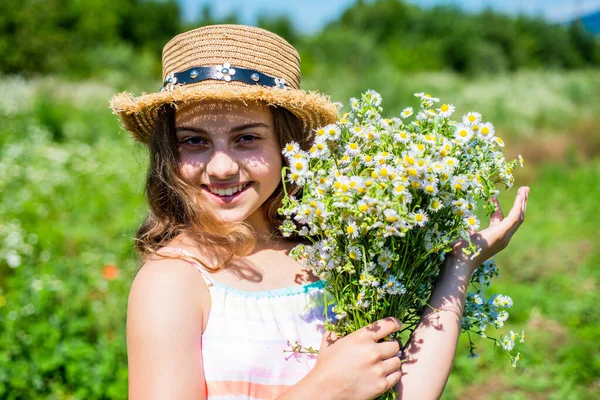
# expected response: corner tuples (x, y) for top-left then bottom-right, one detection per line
(381, 354), (403, 375)
(365, 317), (403, 342)
(504, 187), (527, 227)
(384, 370), (402, 391)
(377, 338), (401, 359)
(489, 197), (503, 227)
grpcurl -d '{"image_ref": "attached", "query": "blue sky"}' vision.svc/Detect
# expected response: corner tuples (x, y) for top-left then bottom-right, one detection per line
(179, 0), (600, 32)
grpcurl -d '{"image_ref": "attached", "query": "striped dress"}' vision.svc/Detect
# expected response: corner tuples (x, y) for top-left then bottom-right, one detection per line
(158, 247), (329, 400)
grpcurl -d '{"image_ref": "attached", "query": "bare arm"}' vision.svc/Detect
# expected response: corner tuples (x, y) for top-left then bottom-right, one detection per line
(397, 187), (530, 399)
(127, 259), (210, 400)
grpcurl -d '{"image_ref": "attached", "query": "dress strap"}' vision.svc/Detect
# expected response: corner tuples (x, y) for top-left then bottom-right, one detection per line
(155, 246), (216, 287)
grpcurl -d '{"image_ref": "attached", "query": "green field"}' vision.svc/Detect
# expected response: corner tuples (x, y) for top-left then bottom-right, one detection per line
(0, 71), (599, 399)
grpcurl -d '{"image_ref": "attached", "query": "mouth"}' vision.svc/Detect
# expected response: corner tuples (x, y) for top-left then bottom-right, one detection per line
(201, 182), (252, 202)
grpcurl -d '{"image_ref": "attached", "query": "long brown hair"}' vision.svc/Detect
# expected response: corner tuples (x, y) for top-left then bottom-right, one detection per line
(134, 102), (309, 269)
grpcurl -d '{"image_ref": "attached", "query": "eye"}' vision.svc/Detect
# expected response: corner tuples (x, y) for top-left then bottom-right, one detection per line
(180, 136), (207, 146)
(237, 134), (260, 144)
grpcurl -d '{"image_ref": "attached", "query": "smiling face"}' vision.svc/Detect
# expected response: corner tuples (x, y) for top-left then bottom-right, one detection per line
(175, 100), (283, 235)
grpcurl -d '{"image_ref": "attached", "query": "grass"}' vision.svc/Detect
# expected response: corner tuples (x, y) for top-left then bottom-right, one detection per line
(0, 71), (598, 398)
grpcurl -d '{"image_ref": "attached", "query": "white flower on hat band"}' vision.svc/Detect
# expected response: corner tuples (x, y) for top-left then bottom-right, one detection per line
(274, 77), (287, 89)
(164, 72), (178, 91)
(215, 62), (236, 81)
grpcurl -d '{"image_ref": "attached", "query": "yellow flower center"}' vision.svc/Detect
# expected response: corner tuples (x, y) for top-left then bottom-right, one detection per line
(295, 162), (304, 170)
(441, 104), (449, 112)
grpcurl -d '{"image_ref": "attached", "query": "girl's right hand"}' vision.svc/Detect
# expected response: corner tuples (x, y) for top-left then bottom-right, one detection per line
(309, 317), (403, 400)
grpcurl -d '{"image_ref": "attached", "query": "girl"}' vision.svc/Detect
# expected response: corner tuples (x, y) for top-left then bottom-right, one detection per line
(110, 24), (529, 400)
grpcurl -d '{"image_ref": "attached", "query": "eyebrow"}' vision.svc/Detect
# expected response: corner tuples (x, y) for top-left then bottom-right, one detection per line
(175, 122), (270, 134)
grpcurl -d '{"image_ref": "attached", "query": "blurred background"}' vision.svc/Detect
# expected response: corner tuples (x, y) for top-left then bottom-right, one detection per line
(1, 0), (599, 398)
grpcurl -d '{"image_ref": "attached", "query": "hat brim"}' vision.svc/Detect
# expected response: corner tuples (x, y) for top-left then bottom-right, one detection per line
(109, 83), (339, 144)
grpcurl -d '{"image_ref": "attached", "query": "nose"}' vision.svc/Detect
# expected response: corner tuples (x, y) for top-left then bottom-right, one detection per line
(206, 149), (239, 180)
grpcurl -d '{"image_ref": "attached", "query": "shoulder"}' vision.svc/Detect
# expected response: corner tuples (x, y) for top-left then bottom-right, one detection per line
(126, 258), (209, 399)
(127, 256), (210, 331)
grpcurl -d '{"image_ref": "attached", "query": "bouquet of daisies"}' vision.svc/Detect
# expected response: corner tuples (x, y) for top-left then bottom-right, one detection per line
(278, 91), (524, 396)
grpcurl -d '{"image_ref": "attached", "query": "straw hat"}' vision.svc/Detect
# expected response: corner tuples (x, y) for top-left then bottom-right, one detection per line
(109, 24), (339, 144)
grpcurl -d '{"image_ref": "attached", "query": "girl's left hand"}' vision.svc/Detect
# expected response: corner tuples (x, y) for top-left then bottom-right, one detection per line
(451, 186), (530, 271)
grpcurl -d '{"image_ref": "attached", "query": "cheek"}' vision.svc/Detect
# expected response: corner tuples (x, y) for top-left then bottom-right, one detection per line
(179, 159), (205, 180)
(245, 149), (282, 179)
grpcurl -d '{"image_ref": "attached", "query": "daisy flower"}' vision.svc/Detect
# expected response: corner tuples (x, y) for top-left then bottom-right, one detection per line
(350, 97), (361, 112)
(348, 245), (363, 261)
(518, 154), (525, 167)
(494, 137), (505, 147)
(323, 124), (341, 141)
(282, 141), (300, 157)
(438, 103), (455, 118)
(400, 107), (414, 119)
(289, 157), (309, 176)
(428, 197), (443, 212)
(394, 130), (411, 143)
(463, 215), (480, 231)
(411, 210), (429, 227)
(346, 142), (362, 156)
(345, 221), (359, 239)
(478, 122), (495, 140)
(454, 124), (474, 143)
(308, 141), (330, 159)
(463, 111), (482, 126)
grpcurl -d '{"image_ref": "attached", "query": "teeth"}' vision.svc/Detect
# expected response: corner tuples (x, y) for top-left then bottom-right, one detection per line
(207, 182), (249, 196)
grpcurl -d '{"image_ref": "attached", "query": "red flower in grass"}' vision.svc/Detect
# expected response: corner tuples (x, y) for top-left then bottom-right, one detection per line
(102, 264), (119, 280)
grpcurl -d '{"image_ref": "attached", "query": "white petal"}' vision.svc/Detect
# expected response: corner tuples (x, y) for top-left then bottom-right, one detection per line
(223, 62), (230, 68)
(229, 68), (236, 75)
(224, 75), (232, 82)
(215, 72), (223, 80)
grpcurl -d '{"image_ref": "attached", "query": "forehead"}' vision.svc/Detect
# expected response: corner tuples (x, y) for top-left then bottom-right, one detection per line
(175, 100), (272, 128)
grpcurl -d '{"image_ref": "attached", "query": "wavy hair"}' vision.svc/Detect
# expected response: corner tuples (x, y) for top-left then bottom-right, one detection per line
(134, 102), (309, 270)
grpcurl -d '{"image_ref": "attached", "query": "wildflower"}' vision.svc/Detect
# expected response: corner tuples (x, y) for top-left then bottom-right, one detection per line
(364, 89), (382, 106)
(282, 141), (300, 157)
(348, 245), (363, 261)
(324, 124), (341, 141)
(424, 183), (438, 196)
(428, 197), (443, 212)
(411, 210), (429, 227)
(463, 215), (480, 231)
(478, 122), (495, 140)
(518, 154), (525, 167)
(346, 142), (362, 156)
(314, 127), (327, 140)
(438, 103), (455, 118)
(454, 124), (474, 143)
(463, 111), (482, 126)
(384, 208), (400, 223)
(512, 352), (521, 367)
(500, 334), (515, 351)
(345, 222), (359, 239)
(400, 107), (413, 119)
(102, 264), (119, 280)
(290, 157), (309, 176)
(394, 130), (410, 143)
(494, 137), (505, 147)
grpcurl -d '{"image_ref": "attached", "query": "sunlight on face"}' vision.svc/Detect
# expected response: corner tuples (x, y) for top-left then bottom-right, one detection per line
(175, 100), (282, 235)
